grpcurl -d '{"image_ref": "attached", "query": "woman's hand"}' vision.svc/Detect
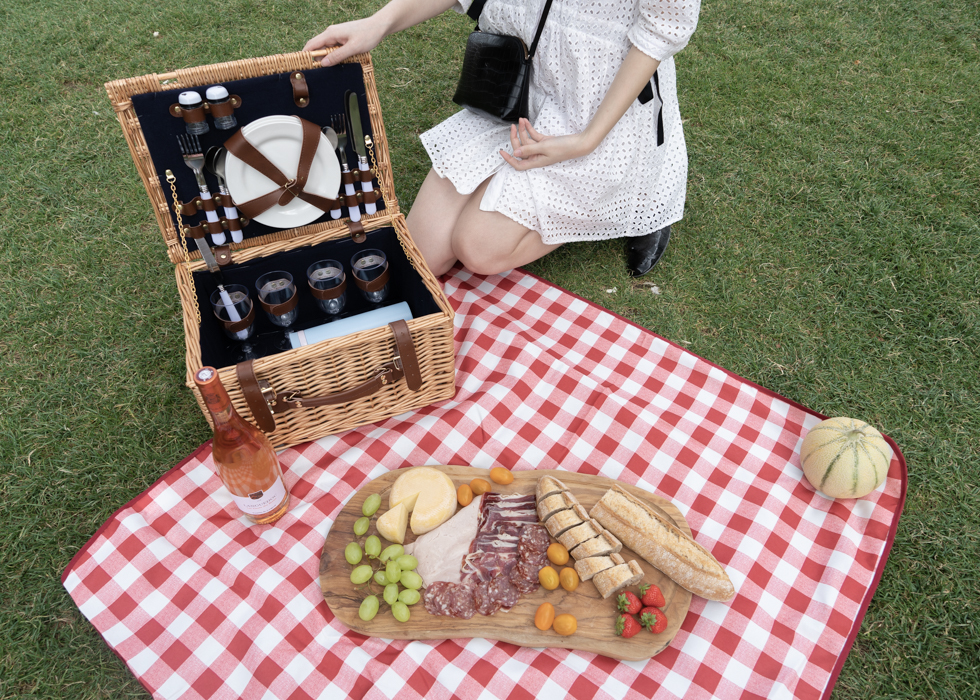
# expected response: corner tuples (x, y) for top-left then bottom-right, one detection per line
(304, 16), (386, 66)
(499, 119), (596, 171)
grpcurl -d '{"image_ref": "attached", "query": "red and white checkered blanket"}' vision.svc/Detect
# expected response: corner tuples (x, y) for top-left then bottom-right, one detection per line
(63, 268), (906, 700)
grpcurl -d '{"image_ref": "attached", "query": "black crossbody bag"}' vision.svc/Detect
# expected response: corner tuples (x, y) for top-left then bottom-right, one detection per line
(451, 0), (554, 123)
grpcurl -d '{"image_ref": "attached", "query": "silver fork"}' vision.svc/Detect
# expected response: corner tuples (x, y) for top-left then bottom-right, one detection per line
(177, 134), (226, 244)
(332, 114), (349, 171)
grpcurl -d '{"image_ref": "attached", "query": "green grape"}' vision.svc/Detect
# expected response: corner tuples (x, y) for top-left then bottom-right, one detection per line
(353, 517), (370, 537)
(383, 583), (399, 606)
(345, 542), (363, 565)
(373, 570), (388, 586)
(350, 565), (373, 585)
(385, 560), (402, 584)
(362, 494), (382, 517)
(399, 571), (422, 590)
(358, 595), (380, 621)
(364, 535), (381, 558)
(395, 555), (418, 571)
(398, 589), (420, 606)
(379, 545), (404, 563)
(391, 601), (411, 623)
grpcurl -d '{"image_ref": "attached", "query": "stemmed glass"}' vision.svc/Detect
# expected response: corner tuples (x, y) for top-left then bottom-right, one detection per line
(307, 259), (347, 316)
(210, 284), (257, 361)
(256, 271), (299, 350)
(351, 249), (389, 304)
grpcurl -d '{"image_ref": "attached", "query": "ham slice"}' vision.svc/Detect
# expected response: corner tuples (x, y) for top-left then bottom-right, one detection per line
(405, 494), (483, 587)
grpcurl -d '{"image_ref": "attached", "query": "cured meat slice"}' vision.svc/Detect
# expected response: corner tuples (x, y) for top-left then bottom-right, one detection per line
(518, 524), (550, 557)
(423, 581), (455, 617)
(471, 580), (500, 616)
(510, 566), (539, 594)
(449, 583), (477, 620)
(488, 576), (520, 611)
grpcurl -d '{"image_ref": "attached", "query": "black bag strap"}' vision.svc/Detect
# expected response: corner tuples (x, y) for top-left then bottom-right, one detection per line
(468, 0), (555, 59)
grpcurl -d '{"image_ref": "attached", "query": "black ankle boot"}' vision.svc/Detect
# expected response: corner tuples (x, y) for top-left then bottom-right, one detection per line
(626, 225), (671, 277)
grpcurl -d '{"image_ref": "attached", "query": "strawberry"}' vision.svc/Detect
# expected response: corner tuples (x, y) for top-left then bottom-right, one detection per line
(616, 613), (642, 638)
(639, 583), (666, 608)
(617, 591), (642, 615)
(639, 607), (668, 634)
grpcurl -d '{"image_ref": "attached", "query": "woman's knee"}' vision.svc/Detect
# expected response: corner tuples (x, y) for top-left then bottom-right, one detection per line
(452, 227), (514, 276)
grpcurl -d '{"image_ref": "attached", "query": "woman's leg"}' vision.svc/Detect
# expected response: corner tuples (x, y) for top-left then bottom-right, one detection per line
(407, 169), (561, 276)
(449, 178), (561, 276)
(405, 169), (471, 276)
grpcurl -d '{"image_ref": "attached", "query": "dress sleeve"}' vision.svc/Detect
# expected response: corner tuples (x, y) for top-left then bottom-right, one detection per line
(628, 0), (702, 62)
(452, 0), (474, 15)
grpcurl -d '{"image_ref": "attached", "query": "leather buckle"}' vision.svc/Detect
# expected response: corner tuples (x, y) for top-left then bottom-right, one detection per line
(375, 366), (394, 386)
(258, 380), (278, 407)
(279, 391), (303, 408)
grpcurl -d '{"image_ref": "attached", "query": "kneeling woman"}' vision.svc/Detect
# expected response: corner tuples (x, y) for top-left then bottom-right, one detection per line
(305, 0), (701, 278)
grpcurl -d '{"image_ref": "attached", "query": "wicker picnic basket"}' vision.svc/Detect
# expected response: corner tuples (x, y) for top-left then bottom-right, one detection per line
(106, 51), (456, 449)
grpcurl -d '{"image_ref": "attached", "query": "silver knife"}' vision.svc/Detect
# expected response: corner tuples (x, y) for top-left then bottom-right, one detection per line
(346, 91), (378, 215)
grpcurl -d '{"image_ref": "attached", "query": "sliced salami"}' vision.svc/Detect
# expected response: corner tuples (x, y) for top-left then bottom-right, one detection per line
(519, 524), (551, 556)
(488, 576), (520, 611)
(510, 567), (539, 594)
(449, 583), (478, 620)
(423, 582), (455, 617)
(471, 581), (501, 616)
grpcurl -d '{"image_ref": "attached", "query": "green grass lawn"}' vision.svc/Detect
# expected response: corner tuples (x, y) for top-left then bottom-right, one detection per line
(1, 0), (978, 697)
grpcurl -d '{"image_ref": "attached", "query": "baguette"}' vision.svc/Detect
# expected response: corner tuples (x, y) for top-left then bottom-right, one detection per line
(536, 476), (568, 501)
(544, 508), (584, 538)
(573, 552), (623, 581)
(557, 520), (600, 551)
(592, 560), (644, 599)
(571, 531), (622, 559)
(536, 493), (571, 522)
(590, 485), (735, 602)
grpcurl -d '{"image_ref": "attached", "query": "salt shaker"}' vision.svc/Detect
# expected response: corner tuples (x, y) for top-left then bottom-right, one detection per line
(206, 85), (237, 131)
(178, 91), (209, 135)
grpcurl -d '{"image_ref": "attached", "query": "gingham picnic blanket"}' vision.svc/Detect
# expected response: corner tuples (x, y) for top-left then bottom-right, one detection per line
(63, 267), (906, 700)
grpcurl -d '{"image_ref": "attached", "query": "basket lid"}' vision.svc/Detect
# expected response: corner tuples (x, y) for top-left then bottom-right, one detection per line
(105, 51), (399, 265)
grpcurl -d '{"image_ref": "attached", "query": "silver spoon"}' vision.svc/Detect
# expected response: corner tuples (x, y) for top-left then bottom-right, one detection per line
(320, 126), (343, 219)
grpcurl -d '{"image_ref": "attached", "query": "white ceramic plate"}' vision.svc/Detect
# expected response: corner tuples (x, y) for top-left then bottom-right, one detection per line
(224, 115), (340, 229)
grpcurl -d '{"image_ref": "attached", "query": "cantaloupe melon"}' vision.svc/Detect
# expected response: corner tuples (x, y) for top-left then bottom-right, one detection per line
(800, 417), (890, 498)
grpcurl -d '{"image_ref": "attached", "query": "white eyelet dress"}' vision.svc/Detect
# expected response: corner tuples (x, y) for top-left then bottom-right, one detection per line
(420, 0), (702, 245)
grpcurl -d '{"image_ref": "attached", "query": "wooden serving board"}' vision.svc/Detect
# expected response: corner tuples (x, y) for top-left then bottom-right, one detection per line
(319, 467), (693, 661)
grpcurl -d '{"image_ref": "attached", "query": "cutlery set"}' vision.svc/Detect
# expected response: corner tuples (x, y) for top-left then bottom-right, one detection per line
(169, 86), (381, 253)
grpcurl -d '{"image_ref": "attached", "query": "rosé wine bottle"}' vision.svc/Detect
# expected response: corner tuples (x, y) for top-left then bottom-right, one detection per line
(193, 367), (290, 524)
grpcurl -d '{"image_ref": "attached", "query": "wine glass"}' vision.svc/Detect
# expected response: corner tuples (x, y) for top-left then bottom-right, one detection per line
(210, 284), (257, 361)
(307, 259), (347, 316)
(256, 271), (299, 350)
(351, 249), (389, 304)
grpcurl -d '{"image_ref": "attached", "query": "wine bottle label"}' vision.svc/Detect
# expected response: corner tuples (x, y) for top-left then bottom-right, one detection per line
(230, 476), (287, 516)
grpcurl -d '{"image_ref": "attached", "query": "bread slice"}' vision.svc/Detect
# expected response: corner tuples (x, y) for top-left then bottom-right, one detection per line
(573, 552), (623, 582)
(557, 520), (600, 551)
(571, 503), (590, 521)
(536, 476), (568, 502)
(544, 508), (584, 538)
(563, 490), (581, 507)
(590, 485), (735, 601)
(536, 493), (571, 522)
(593, 560), (645, 599)
(570, 530), (622, 560)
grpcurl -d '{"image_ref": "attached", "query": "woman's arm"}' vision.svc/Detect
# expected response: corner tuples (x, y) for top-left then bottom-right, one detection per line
(501, 46), (660, 170)
(304, 0), (459, 66)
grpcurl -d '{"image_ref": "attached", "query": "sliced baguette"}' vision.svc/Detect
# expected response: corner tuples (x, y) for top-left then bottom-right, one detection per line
(573, 552), (623, 582)
(593, 560), (645, 599)
(544, 508), (584, 538)
(571, 531), (622, 559)
(557, 520), (600, 551)
(571, 503), (590, 521)
(536, 476), (568, 502)
(590, 485), (735, 601)
(536, 493), (571, 522)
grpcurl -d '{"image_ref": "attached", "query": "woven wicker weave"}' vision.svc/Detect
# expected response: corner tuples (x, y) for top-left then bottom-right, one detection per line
(107, 51), (456, 449)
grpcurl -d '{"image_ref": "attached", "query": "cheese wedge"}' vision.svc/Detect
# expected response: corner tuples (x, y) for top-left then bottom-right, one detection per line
(376, 502), (408, 544)
(388, 467), (457, 535)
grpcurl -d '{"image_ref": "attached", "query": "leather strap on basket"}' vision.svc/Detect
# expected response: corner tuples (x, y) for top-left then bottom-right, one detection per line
(352, 267), (390, 293)
(223, 118), (338, 219)
(235, 320), (422, 432)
